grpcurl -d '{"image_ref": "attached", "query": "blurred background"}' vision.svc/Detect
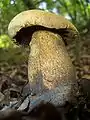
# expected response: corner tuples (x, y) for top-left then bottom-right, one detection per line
(0, 0), (90, 104)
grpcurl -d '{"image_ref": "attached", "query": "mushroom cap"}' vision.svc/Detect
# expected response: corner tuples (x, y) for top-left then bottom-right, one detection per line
(8, 9), (79, 45)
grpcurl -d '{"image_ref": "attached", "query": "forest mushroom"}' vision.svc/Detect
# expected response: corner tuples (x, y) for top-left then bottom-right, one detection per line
(8, 10), (79, 105)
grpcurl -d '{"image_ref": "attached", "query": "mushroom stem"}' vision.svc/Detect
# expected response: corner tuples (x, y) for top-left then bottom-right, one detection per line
(28, 30), (76, 98)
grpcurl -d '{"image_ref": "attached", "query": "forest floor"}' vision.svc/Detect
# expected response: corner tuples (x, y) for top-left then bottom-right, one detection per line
(0, 34), (90, 119)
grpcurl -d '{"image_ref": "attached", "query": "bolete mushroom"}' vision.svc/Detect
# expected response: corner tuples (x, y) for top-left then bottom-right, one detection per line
(8, 10), (79, 105)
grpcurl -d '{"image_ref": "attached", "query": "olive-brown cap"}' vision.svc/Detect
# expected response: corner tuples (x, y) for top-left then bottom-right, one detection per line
(8, 9), (79, 45)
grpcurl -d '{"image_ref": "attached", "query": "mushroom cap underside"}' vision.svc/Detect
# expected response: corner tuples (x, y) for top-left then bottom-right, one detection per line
(8, 9), (79, 45)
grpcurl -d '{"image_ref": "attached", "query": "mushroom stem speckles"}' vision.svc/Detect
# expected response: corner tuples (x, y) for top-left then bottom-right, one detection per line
(28, 30), (76, 95)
